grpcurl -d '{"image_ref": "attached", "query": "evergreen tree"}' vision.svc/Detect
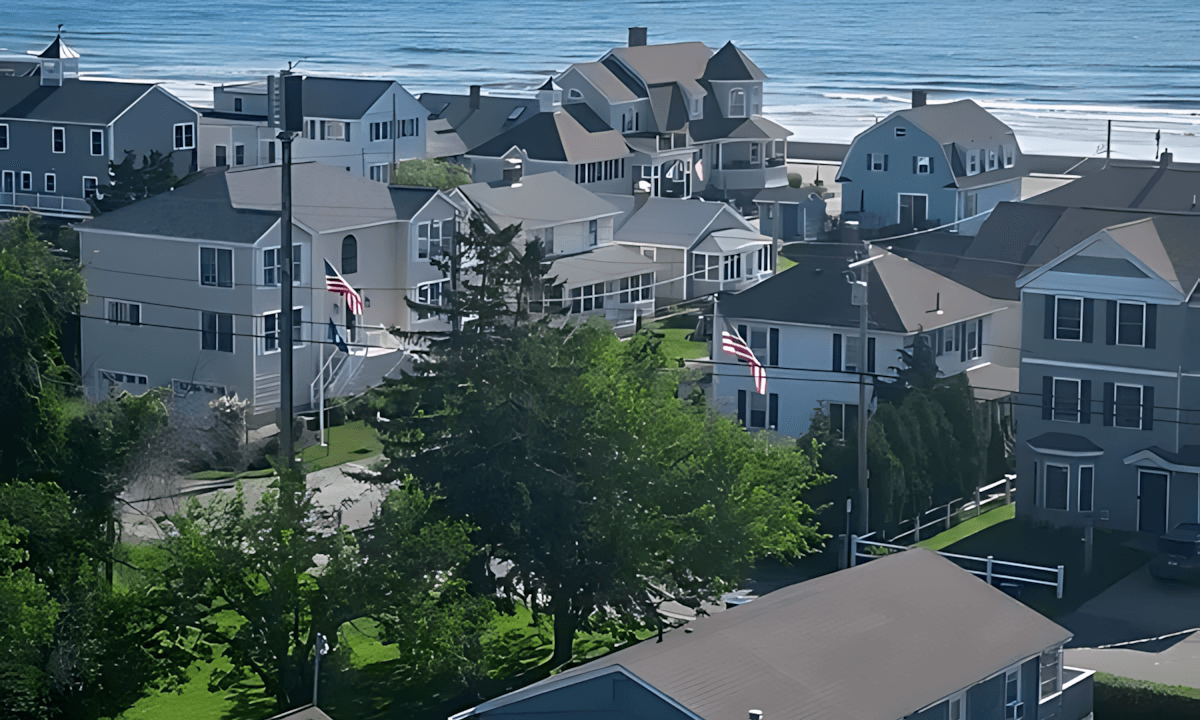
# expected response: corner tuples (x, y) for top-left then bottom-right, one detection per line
(94, 150), (178, 213)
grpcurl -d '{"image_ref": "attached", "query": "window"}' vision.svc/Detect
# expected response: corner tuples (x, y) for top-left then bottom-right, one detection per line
(215, 145), (228, 166)
(692, 253), (720, 281)
(83, 176), (99, 199)
(1053, 378), (1080, 422)
(1055, 297), (1083, 341)
(201, 247), (233, 288)
(967, 149), (979, 175)
(567, 88), (584, 101)
(948, 694), (964, 720)
(234, 97), (243, 112)
(417, 220), (446, 260)
(306, 120), (317, 140)
(267, 142), (276, 164)
(201, 311), (233, 352)
(943, 327), (954, 354)
(895, 127), (907, 137)
(588, 219), (598, 246)
(641, 246), (656, 262)
(751, 86), (761, 115)
(1005, 666), (1025, 719)
(964, 191), (978, 218)
(234, 144), (245, 166)
(101, 370), (149, 388)
(1116, 301), (1145, 346)
(749, 327), (769, 365)
(535, 226), (555, 255)
(262, 245), (301, 286)
(829, 403), (859, 440)
(369, 163), (388, 182)
(325, 121), (346, 140)
(399, 118), (418, 136)
(174, 122), (195, 150)
(413, 279), (448, 321)
(750, 143), (760, 164)
(692, 97), (701, 115)
(1079, 466), (1094, 513)
(729, 88), (746, 117)
(915, 156), (931, 174)
(1115, 384), (1143, 429)
(20, 171), (32, 191)
(1045, 464), (1069, 510)
(869, 153), (887, 171)
(106, 299), (141, 325)
(570, 283), (606, 313)
(369, 121), (392, 140)
(722, 253), (742, 281)
(507, 106), (525, 122)
(52, 126), (65, 153)
(966, 318), (981, 360)
(843, 334), (862, 372)
(1004, 143), (1016, 168)
(44, 173), (56, 193)
(755, 246), (773, 273)
(616, 273), (654, 303)
(988, 150), (998, 171)
(749, 392), (768, 429)
(91, 129), (104, 156)
(340, 235), (358, 275)
(263, 308), (303, 352)
(1040, 648), (1062, 700)
(0, 123), (7, 150)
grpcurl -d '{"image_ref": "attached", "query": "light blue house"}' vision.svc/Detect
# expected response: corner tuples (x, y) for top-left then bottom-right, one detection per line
(836, 92), (1024, 236)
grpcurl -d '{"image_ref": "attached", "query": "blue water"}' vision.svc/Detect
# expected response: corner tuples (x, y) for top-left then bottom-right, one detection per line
(9, 0), (1200, 159)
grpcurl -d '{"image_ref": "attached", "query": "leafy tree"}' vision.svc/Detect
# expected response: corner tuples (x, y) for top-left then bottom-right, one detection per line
(0, 519), (58, 717)
(372, 321), (826, 672)
(391, 158), (472, 191)
(94, 149), (178, 213)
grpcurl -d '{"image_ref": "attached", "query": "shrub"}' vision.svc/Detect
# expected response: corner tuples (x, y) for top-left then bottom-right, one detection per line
(1094, 672), (1200, 719)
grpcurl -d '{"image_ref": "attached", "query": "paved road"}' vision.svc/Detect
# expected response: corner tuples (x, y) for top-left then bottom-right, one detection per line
(1061, 564), (1200, 688)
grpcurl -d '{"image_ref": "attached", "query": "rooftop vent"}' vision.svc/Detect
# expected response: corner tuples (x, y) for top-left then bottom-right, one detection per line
(469, 85), (481, 110)
(911, 89), (927, 108)
(750, 711), (764, 720)
(628, 27), (647, 47)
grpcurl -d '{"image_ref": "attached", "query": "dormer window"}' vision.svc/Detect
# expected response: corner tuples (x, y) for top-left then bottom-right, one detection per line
(507, 107), (525, 121)
(567, 88), (584, 102)
(967, 149), (979, 175)
(987, 150), (998, 171)
(729, 88), (746, 117)
(1004, 143), (1016, 168)
(692, 98), (701, 116)
(895, 127), (907, 137)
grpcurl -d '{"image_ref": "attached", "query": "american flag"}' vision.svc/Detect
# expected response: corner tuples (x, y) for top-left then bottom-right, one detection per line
(324, 260), (363, 315)
(721, 326), (766, 395)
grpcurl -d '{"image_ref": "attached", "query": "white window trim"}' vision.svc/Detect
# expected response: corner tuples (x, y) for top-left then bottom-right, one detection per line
(325, 120), (346, 140)
(1114, 382), (1144, 430)
(729, 88), (746, 117)
(262, 244), (302, 287)
(1054, 296), (1084, 341)
(869, 153), (886, 172)
(947, 690), (965, 720)
(1039, 647), (1064, 702)
(415, 219), (447, 261)
(641, 246), (656, 262)
(896, 192), (929, 224)
(1004, 664), (1025, 719)
(82, 175), (99, 199)
(988, 149), (998, 171)
(52, 126), (66, 154)
(20, 170), (32, 191)
(199, 246), (234, 288)
(44, 173), (56, 193)
(412, 278), (449, 323)
(1052, 376), (1081, 423)
(100, 369), (149, 388)
(916, 156), (931, 174)
(173, 122), (196, 150)
(233, 143), (245, 166)
(199, 310), (235, 353)
(1004, 143), (1016, 168)
(104, 299), (142, 325)
(0, 122), (8, 150)
(691, 252), (721, 282)
(1115, 300), (1146, 347)
(967, 149), (980, 176)
(567, 88), (584, 101)
(261, 306), (305, 354)
(1078, 465), (1095, 513)
(90, 128), (104, 156)
(1044, 463), (1070, 511)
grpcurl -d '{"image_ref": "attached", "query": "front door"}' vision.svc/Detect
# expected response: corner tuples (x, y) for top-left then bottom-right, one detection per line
(215, 145), (227, 167)
(1139, 470), (1169, 534)
(345, 301), (356, 343)
(1, 170), (12, 194)
(899, 194), (927, 229)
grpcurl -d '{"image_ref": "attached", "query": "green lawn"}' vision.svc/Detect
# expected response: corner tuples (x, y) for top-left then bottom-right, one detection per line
(915, 504), (1015, 551)
(938, 516), (1151, 618)
(646, 316), (708, 362)
(300, 420), (383, 472)
(776, 254), (797, 272)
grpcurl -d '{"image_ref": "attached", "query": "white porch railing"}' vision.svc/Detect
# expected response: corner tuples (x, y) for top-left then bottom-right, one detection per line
(888, 475), (1015, 544)
(0, 191), (92, 216)
(851, 535), (1065, 599)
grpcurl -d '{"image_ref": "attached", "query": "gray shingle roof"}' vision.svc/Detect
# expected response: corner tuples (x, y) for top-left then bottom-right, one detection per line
(1026, 160), (1200, 213)
(419, 92), (539, 153)
(606, 42), (712, 87)
(38, 34), (79, 59)
(0, 77), (157, 124)
(1026, 432), (1104, 454)
(689, 114), (791, 142)
(703, 41), (768, 81)
(496, 549), (1070, 720)
(615, 197), (736, 249)
(466, 106), (627, 164)
(898, 99), (1015, 147)
(300, 76), (392, 120)
(389, 186), (439, 219)
(567, 60), (644, 103)
(459, 172), (621, 228)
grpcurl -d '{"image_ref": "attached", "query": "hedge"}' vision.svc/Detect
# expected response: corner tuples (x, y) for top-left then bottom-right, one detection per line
(1094, 672), (1200, 719)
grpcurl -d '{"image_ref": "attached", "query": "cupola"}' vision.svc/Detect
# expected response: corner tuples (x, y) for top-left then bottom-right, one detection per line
(536, 77), (561, 114)
(38, 26), (80, 87)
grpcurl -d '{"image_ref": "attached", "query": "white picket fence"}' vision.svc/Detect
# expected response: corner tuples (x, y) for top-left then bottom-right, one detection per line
(887, 475), (1014, 545)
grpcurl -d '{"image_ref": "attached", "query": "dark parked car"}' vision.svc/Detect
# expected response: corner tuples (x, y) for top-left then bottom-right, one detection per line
(1148, 523), (1200, 584)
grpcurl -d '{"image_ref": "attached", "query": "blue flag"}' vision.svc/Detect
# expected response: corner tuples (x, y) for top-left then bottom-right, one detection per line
(327, 319), (349, 353)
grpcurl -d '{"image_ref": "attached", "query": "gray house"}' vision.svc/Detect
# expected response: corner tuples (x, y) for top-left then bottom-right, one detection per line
(197, 74), (428, 181)
(556, 28), (791, 211)
(451, 549), (1092, 720)
(77, 162), (463, 427)
(836, 92), (1024, 236)
(0, 33), (198, 218)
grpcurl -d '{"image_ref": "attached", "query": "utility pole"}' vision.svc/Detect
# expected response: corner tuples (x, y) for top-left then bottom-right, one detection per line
(449, 210), (462, 344)
(1156, 130), (1161, 160)
(277, 71), (303, 467)
(846, 253), (870, 535)
(1106, 119), (1112, 166)
(391, 94), (397, 181)
(312, 632), (328, 706)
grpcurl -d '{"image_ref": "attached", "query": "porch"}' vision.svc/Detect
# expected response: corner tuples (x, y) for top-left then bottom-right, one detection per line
(711, 139), (788, 191)
(0, 191), (92, 218)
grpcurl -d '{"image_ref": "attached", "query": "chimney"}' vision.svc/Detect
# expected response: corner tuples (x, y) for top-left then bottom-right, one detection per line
(841, 219), (860, 246)
(1159, 150), (1172, 168)
(749, 712), (763, 720)
(629, 26), (648, 47)
(469, 85), (481, 110)
(911, 89), (927, 108)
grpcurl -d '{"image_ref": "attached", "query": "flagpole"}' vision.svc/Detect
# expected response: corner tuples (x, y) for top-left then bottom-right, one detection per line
(318, 334), (326, 447)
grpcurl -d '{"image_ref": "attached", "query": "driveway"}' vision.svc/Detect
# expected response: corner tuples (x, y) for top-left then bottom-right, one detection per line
(1061, 564), (1200, 688)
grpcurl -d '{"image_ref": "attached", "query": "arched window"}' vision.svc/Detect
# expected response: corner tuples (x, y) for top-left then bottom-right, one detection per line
(729, 88), (746, 117)
(341, 235), (358, 274)
(567, 88), (584, 101)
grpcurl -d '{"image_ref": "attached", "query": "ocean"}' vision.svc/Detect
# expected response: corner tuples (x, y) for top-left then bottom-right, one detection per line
(8, 0), (1200, 161)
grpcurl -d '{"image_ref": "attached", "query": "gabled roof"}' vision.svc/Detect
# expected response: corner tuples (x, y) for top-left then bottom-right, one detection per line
(566, 61), (643, 103)
(551, 244), (659, 287)
(300, 76), (393, 120)
(388, 186), (440, 219)
(466, 105), (628, 164)
(689, 114), (791, 142)
(0, 77), (160, 124)
(459, 172), (621, 229)
(606, 42), (713, 87)
(506, 549), (1069, 720)
(703, 42), (768, 81)
(418, 91), (539, 152)
(614, 197), (746, 249)
(898, 99), (1015, 147)
(1026, 159), (1200, 213)
(38, 34), (80, 59)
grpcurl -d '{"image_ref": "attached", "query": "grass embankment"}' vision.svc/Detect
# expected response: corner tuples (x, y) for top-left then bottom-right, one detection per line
(776, 254), (797, 272)
(185, 420), (384, 483)
(646, 314), (708, 363)
(915, 504), (1015, 551)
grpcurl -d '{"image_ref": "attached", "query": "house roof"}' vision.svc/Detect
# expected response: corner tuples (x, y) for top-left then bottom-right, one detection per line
(79, 163), (440, 241)
(1026, 432), (1104, 455)
(300, 76), (393, 120)
(703, 42), (768, 81)
(419, 91), (540, 153)
(459, 172), (621, 229)
(0, 77), (159, 124)
(614, 197), (741, 249)
(754, 186), (826, 205)
(689, 114), (791, 142)
(1126, 445), (1200, 470)
(494, 549), (1070, 720)
(1026, 159), (1200, 213)
(693, 228), (770, 254)
(606, 42), (713, 87)
(567, 61), (643, 103)
(550, 244), (659, 287)
(870, 247), (1009, 332)
(647, 83), (690, 132)
(466, 105), (628, 164)
(264, 705), (335, 720)
(897, 99), (1015, 148)
(38, 34), (80, 59)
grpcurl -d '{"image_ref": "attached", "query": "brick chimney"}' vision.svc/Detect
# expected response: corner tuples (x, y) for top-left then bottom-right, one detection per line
(628, 27), (647, 47)
(1159, 150), (1172, 168)
(912, 89), (927, 108)
(469, 85), (481, 110)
